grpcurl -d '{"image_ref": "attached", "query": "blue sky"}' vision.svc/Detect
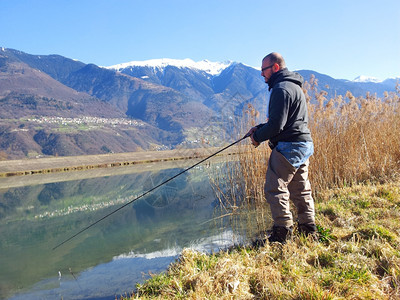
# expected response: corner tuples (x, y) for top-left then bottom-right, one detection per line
(1, 0), (399, 81)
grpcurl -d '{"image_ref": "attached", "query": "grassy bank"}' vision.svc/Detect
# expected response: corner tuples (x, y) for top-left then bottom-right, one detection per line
(122, 82), (400, 299)
(126, 181), (400, 299)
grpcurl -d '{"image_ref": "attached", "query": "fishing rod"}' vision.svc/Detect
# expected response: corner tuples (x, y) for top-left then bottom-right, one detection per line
(52, 133), (251, 250)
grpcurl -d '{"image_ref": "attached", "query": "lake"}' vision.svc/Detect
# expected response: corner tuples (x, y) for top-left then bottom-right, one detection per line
(0, 158), (236, 299)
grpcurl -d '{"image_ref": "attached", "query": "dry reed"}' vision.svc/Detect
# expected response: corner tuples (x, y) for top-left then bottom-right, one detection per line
(208, 103), (273, 242)
(306, 76), (400, 191)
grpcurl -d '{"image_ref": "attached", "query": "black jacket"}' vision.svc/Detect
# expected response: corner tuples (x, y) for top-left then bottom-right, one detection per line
(253, 68), (312, 145)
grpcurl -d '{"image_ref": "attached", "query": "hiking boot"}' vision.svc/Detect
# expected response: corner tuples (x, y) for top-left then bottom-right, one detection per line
(267, 225), (293, 244)
(298, 223), (318, 240)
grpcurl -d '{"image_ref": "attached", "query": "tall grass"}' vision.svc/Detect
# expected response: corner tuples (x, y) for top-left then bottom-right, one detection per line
(208, 104), (273, 241)
(306, 75), (400, 191)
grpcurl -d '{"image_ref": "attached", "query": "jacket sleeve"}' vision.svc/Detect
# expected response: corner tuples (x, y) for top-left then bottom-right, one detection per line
(253, 88), (289, 143)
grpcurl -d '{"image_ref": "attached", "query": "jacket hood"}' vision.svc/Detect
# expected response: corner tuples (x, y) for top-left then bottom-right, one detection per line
(267, 68), (304, 91)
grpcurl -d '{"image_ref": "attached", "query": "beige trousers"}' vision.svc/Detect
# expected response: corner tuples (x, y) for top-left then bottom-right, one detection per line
(264, 148), (315, 228)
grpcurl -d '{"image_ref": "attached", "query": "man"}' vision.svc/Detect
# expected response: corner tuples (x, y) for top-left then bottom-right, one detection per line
(247, 52), (316, 244)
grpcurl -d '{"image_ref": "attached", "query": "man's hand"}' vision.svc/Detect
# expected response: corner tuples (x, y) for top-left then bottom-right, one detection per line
(246, 127), (260, 148)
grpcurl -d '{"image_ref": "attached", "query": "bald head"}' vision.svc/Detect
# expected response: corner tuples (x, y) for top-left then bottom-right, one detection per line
(263, 52), (286, 69)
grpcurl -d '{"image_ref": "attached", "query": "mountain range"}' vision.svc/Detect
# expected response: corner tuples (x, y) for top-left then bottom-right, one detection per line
(0, 48), (398, 159)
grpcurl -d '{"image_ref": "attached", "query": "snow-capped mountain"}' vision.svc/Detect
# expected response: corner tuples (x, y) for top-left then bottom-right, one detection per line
(107, 58), (233, 76)
(352, 75), (382, 83)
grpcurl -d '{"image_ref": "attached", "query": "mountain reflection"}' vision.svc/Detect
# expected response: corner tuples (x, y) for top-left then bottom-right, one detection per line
(0, 161), (224, 299)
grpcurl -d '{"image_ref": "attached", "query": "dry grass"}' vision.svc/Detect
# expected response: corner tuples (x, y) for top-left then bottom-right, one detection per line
(305, 76), (400, 191)
(123, 80), (400, 299)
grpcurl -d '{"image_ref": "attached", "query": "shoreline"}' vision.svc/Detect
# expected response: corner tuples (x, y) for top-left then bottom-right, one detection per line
(0, 146), (241, 178)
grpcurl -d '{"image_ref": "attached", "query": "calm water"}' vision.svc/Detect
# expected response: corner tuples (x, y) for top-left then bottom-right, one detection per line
(0, 159), (234, 299)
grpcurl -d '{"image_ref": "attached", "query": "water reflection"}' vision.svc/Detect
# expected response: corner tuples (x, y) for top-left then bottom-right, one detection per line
(0, 160), (228, 299)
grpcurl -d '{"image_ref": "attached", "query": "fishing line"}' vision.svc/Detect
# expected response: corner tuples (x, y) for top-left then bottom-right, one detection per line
(52, 133), (250, 250)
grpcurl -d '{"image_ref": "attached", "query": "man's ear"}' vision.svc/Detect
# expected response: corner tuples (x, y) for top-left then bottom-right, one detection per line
(272, 63), (280, 72)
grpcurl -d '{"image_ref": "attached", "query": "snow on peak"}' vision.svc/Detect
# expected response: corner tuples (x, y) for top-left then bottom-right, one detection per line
(106, 58), (233, 75)
(353, 75), (382, 83)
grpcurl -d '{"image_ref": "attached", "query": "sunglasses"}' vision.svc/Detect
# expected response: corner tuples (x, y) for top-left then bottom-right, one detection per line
(261, 64), (274, 72)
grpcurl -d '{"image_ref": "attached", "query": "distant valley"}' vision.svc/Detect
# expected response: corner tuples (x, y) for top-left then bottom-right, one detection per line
(0, 48), (398, 159)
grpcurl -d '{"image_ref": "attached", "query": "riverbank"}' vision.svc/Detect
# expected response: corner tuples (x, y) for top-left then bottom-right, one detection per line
(0, 146), (240, 178)
(126, 180), (400, 299)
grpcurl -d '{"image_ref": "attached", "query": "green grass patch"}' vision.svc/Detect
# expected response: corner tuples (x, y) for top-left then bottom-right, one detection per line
(357, 225), (397, 243)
